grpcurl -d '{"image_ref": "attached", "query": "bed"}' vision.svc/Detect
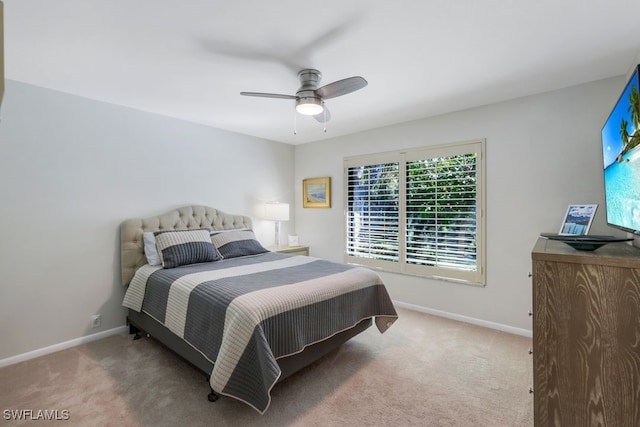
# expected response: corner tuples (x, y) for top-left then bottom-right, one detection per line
(120, 205), (397, 413)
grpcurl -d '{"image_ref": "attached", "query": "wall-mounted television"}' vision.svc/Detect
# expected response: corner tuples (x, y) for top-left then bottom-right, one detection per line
(601, 64), (640, 236)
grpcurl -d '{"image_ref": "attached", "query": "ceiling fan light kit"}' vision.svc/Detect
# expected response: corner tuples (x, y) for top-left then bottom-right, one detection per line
(296, 96), (323, 115)
(241, 68), (367, 127)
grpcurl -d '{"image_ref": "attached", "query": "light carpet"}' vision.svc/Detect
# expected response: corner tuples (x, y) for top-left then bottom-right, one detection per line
(0, 307), (533, 426)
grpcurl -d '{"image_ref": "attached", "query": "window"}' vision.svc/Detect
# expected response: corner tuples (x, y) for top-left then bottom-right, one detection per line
(344, 140), (485, 285)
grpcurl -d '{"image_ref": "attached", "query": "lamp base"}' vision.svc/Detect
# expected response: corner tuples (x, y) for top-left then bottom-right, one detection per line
(274, 221), (281, 247)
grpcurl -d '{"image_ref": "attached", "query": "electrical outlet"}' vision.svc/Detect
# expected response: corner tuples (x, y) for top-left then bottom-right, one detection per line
(91, 314), (101, 328)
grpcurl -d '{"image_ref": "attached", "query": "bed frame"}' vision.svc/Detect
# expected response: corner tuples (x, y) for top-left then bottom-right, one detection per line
(120, 205), (372, 402)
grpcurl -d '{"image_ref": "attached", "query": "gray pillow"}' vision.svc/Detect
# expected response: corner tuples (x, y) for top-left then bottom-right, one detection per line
(154, 229), (221, 268)
(210, 229), (268, 259)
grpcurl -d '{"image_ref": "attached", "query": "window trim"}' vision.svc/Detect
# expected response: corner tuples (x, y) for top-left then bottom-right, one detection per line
(343, 139), (486, 286)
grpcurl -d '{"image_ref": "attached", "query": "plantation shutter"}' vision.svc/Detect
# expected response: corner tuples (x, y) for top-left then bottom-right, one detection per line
(404, 145), (480, 280)
(345, 156), (400, 271)
(404, 142), (483, 283)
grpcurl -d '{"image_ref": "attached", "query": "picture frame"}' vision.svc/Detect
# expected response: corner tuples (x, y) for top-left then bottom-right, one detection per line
(287, 235), (299, 246)
(559, 204), (598, 235)
(303, 177), (331, 208)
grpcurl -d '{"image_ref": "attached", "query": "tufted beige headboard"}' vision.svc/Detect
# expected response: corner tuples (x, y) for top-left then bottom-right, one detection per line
(120, 205), (253, 286)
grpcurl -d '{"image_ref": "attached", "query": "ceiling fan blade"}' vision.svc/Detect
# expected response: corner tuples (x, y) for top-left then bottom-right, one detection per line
(313, 105), (331, 123)
(240, 92), (297, 100)
(315, 76), (368, 99)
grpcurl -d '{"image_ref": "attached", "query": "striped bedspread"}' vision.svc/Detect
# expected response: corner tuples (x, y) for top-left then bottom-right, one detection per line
(123, 252), (398, 413)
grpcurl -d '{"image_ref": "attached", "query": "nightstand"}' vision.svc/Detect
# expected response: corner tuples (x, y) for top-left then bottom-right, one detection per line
(269, 245), (309, 256)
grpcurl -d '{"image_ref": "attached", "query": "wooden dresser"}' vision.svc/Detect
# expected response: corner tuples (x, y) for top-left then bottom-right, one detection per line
(531, 238), (640, 426)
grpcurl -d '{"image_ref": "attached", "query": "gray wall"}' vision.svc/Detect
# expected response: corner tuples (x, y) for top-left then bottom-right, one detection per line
(0, 74), (629, 362)
(0, 81), (294, 360)
(294, 76), (627, 334)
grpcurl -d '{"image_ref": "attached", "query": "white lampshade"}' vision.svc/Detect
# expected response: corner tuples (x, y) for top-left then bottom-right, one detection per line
(263, 203), (290, 221)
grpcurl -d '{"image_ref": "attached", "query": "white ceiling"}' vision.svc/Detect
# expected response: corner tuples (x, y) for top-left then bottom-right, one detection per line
(4, 0), (640, 144)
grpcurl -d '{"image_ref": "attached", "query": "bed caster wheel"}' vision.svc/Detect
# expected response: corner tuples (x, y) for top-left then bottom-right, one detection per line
(208, 391), (219, 402)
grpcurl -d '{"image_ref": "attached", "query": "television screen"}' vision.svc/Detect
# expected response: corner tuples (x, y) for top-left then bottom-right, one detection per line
(601, 65), (640, 233)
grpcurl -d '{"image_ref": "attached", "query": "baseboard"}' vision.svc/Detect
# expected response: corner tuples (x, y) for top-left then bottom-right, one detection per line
(0, 325), (129, 369)
(393, 301), (533, 338)
(0, 304), (532, 368)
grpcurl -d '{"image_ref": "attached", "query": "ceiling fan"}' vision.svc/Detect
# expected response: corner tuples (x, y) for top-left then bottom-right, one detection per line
(240, 69), (368, 123)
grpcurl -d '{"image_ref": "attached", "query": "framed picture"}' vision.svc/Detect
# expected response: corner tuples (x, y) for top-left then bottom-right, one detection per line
(287, 235), (299, 246)
(303, 177), (331, 208)
(559, 204), (597, 235)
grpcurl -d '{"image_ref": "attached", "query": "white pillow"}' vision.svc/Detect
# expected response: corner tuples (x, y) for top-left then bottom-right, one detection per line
(143, 232), (161, 266)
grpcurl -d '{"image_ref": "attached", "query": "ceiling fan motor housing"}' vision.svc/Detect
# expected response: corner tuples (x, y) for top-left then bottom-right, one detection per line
(297, 69), (322, 91)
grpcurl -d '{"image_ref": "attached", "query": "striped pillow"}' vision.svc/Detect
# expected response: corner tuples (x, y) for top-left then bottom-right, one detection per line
(154, 229), (221, 268)
(210, 229), (268, 259)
